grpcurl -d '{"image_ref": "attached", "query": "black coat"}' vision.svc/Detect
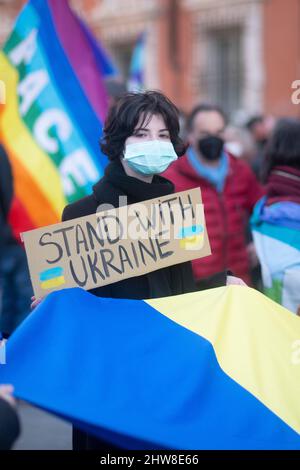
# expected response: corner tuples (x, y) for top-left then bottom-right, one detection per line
(62, 159), (196, 300)
(0, 145), (15, 251)
(0, 398), (20, 450)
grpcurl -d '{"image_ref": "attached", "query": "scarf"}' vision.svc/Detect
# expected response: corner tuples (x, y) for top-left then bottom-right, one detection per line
(187, 147), (229, 193)
(101, 158), (174, 204)
(266, 165), (300, 205)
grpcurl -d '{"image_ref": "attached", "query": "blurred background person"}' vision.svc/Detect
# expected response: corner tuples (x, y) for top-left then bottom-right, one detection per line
(178, 109), (188, 143)
(105, 78), (128, 109)
(224, 125), (264, 289)
(164, 104), (264, 288)
(251, 118), (300, 314)
(0, 145), (32, 338)
(224, 125), (257, 163)
(0, 384), (20, 450)
(245, 115), (275, 180)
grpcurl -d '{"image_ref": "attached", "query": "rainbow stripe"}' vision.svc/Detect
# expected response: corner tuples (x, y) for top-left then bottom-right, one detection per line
(0, 0), (115, 237)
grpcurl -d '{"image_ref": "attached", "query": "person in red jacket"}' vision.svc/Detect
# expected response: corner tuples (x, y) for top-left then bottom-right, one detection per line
(164, 104), (264, 287)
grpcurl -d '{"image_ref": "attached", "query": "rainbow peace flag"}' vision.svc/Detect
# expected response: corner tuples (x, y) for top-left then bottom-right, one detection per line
(0, 0), (116, 237)
(0, 286), (300, 449)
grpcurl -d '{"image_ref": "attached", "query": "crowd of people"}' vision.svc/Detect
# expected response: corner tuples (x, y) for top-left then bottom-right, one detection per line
(0, 89), (300, 449)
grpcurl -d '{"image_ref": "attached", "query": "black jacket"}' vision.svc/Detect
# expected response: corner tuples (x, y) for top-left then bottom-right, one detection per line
(0, 398), (20, 450)
(62, 159), (196, 300)
(0, 145), (15, 251)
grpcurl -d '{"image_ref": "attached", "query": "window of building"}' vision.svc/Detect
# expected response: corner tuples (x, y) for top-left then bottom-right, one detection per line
(201, 27), (243, 116)
(109, 42), (135, 82)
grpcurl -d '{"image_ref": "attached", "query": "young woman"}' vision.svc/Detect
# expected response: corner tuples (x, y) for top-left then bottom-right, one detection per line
(251, 118), (300, 314)
(33, 91), (245, 449)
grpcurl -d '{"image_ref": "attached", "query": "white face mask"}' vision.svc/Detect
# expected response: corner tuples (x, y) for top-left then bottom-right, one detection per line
(225, 141), (243, 158)
(123, 140), (178, 175)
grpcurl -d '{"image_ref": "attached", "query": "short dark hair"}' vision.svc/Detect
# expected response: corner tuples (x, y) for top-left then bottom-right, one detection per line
(262, 117), (300, 181)
(100, 90), (187, 161)
(246, 115), (264, 131)
(186, 103), (228, 132)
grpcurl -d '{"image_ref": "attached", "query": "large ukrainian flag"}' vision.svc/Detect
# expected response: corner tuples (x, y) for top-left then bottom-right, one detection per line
(0, 286), (300, 449)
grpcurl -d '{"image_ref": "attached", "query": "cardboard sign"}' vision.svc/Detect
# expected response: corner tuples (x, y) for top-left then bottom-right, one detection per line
(22, 188), (211, 298)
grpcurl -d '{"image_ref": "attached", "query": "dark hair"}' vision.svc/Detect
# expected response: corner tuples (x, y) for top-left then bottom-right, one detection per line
(262, 118), (300, 181)
(246, 115), (264, 131)
(100, 90), (187, 161)
(186, 103), (228, 132)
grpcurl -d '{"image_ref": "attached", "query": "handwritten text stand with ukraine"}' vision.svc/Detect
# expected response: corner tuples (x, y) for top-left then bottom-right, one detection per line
(21, 188), (211, 298)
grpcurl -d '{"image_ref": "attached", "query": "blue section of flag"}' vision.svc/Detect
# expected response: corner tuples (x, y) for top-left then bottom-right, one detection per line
(0, 288), (299, 450)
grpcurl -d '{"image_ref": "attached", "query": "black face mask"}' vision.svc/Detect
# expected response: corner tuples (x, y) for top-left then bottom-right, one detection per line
(198, 135), (224, 161)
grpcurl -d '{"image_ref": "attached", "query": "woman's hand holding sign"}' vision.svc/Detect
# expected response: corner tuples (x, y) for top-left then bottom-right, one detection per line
(30, 296), (44, 310)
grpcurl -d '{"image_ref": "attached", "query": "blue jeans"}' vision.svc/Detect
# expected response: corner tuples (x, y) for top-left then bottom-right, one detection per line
(0, 244), (32, 336)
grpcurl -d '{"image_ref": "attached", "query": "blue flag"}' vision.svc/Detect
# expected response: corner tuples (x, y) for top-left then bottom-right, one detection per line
(0, 286), (300, 449)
